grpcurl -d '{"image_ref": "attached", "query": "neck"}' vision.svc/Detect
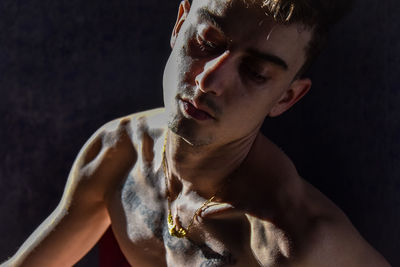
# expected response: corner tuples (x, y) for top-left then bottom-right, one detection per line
(164, 129), (260, 199)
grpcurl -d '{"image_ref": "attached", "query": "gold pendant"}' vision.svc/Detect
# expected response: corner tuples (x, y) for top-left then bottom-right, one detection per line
(168, 212), (188, 238)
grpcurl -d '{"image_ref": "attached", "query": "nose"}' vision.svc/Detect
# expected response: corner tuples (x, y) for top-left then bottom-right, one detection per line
(195, 51), (231, 96)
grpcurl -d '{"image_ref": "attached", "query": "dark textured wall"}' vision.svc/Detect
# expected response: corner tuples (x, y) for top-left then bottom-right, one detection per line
(0, 0), (399, 266)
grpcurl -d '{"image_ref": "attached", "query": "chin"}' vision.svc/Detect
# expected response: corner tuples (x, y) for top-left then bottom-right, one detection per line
(166, 115), (215, 147)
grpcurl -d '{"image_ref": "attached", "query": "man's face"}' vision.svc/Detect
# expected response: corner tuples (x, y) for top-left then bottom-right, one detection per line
(163, 0), (312, 146)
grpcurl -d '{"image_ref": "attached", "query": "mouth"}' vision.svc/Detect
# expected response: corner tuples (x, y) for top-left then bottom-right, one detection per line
(180, 99), (215, 121)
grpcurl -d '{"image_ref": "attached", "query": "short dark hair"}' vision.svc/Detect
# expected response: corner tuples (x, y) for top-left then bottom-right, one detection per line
(191, 0), (354, 78)
(252, 0), (355, 78)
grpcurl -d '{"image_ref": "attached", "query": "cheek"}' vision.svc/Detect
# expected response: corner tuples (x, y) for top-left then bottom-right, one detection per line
(163, 46), (191, 85)
(163, 53), (183, 108)
(178, 50), (195, 82)
(173, 49), (209, 93)
(238, 90), (279, 118)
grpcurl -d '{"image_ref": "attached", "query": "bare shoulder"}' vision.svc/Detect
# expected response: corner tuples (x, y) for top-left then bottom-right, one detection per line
(71, 107), (166, 201)
(1, 108), (166, 266)
(244, 134), (390, 266)
(246, 180), (391, 267)
(294, 181), (391, 267)
(82, 107), (166, 158)
(128, 107), (167, 144)
(93, 107), (166, 140)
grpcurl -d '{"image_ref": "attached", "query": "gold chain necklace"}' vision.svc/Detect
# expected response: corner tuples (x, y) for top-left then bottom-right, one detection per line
(162, 132), (218, 238)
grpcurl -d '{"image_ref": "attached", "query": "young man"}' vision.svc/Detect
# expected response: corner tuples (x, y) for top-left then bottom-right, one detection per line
(3, 0), (391, 266)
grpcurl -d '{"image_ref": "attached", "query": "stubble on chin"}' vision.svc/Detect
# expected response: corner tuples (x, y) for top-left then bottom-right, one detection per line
(166, 112), (215, 147)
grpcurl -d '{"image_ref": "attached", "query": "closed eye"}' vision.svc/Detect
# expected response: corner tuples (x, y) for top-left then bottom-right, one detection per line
(239, 62), (268, 84)
(197, 35), (217, 51)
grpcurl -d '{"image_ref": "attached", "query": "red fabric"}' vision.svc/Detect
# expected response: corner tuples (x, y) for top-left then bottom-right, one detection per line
(99, 227), (131, 267)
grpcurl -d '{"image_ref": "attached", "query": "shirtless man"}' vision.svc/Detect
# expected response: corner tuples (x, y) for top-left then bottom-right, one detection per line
(2, 0), (391, 266)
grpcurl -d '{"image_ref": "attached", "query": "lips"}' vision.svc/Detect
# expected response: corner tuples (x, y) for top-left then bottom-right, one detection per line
(181, 100), (214, 121)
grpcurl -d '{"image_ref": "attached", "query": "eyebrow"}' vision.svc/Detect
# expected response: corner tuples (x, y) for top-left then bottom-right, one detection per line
(197, 7), (288, 71)
(197, 7), (225, 33)
(246, 48), (288, 70)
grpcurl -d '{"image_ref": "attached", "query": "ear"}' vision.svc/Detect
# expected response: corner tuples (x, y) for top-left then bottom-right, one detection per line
(170, 0), (191, 48)
(268, 78), (312, 117)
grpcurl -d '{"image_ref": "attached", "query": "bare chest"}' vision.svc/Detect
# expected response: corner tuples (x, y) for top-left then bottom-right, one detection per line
(107, 167), (263, 266)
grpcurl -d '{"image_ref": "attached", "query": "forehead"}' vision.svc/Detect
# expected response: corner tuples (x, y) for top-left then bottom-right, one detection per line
(189, 0), (312, 74)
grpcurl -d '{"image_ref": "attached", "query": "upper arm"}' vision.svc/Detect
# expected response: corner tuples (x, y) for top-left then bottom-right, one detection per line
(246, 213), (391, 267)
(6, 117), (137, 267)
(296, 217), (391, 267)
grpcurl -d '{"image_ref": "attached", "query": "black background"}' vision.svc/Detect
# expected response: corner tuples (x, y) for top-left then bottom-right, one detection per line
(0, 0), (399, 266)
